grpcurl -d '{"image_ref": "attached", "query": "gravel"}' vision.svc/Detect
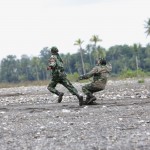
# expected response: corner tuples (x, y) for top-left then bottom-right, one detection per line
(0, 78), (150, 150)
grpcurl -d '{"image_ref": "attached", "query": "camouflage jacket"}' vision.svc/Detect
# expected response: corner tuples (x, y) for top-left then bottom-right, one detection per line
(48, 54), (66, 79)
(81, 63), (112, 84)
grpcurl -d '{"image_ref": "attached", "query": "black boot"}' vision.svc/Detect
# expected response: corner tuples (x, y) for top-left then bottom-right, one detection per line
(56, 92), (64, 103)
(83, 101), (98, 105)
(85, 93), (96, 104)
(76, 94), (83, 106)
(88, 101), (99, 105)
(83, 101), (88, 105)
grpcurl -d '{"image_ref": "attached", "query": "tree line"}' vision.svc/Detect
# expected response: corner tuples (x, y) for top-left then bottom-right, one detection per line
(0, 42), (150, 83)
(0, 18), (150, 83)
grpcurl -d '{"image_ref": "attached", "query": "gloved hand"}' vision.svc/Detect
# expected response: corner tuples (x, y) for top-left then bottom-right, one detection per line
(47, 66), (55, 70)
(47, 66), (51, 70)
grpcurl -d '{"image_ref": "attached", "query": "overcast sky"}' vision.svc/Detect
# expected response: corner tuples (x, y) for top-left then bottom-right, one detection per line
(0, 0), (150, 60)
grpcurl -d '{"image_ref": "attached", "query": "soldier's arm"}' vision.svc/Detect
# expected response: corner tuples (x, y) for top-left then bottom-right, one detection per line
(95, 63), (112, 74)
(79, 67), (98, 80)
(48, 56), (57, 68)
(106, 63), (112, 73)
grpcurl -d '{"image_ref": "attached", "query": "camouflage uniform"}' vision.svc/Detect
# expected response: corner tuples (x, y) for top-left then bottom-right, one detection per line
(79, 59), (112, 105)
(47, 47), (83, 106)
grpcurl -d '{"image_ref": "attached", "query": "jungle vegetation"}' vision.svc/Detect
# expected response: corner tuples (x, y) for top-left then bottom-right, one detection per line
(0, 18), (150, 83)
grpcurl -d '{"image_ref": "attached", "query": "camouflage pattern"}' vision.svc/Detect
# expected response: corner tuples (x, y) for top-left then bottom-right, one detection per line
(48, 77), (79, 96)
(47, 53), (79, 96)
(79, 63), (112, 95)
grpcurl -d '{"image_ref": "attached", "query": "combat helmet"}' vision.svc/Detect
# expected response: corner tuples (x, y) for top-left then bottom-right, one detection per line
(51, 46), (59, 54)
(100, 58), (106, 65)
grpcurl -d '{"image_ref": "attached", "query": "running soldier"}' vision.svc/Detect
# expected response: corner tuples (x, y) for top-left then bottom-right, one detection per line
(47, 46), (83, 106)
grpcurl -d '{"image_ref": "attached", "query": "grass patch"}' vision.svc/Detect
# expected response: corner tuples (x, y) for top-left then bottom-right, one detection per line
(119, 69), (146, 79)
(0, 80), (49, 88)
(138, 79), (145, 83)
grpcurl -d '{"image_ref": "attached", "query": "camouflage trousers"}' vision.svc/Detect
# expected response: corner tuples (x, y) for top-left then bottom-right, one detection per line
(47, 77), (78, 96)
(82, 82), (106, 95)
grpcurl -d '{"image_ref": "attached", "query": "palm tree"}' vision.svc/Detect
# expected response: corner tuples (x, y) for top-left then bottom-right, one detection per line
(31, 57), (40, 81)
(40, 47), (51, 80)
(97, 46), (106, 59)
(75, 62), (82, 74)
(20, 55), (30, 81)
(90, 35), (102, 47)
(144, 18), (150, 37)
(86, 44), (93, 67)
(133, 43), (141, 77)
(74, 38), (86, 74)
(90, 35), (102, 60)
(65, 53), (72, 74)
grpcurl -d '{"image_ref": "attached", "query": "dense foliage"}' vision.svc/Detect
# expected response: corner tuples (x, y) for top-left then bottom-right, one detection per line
(0, 42), (150, 83)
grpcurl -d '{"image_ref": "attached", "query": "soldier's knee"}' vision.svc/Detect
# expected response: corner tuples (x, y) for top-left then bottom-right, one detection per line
(47, 86), (53, 92)
(82, 86), (87, 93)
(101, 86), (105, 90)
(82, 86), (86, 90)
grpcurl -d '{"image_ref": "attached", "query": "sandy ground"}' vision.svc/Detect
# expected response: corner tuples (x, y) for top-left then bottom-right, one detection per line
(0, 78), (150, 150)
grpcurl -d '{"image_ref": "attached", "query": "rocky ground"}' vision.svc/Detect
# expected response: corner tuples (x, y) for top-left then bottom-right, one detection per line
(0, 78), (150, 150)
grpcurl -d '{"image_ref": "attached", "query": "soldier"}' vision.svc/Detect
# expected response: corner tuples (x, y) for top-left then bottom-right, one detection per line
(47, 46), (83, 106)
(78, 58), (112, 105)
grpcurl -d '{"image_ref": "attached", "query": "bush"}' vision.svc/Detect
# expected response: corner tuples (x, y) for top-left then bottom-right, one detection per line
(138, 79), (145, 83)
(67, 72), (79, 82)
(67, 72), (91, 83)
(119, 69), (146, 78)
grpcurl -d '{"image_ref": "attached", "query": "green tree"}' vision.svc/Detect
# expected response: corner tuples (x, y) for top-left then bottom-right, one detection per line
(97, 46), (106, 58)
(0, 55), (19, 82)
(90, 35), (102, 60)
(144, 18), (150, 37)
(65, 53), (72, 74)
(90, 35), (102, 47)
(74, 38), (86, 74)
(39, 47), (51, 80)
(75, 61), (82, 74)
(31, 57), (40, 81)
(86, 44), (93, 67)
(132, 43), (141, 77)
(19, 55), (30, 81)
(143, 44), (150, 71)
